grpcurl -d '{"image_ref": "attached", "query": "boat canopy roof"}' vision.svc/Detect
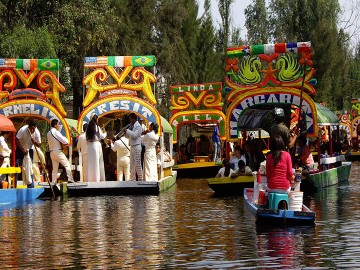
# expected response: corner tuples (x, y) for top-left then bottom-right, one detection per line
(0, 114), (16, 132)
(315, 103), (339, 126)
(237, 108), (272, 130)
(161, 116), (173, 134)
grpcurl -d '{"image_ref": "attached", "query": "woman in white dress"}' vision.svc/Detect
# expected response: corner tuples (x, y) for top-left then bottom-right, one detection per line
(86, 114), (107, 182)
(142, 123), (159, 181)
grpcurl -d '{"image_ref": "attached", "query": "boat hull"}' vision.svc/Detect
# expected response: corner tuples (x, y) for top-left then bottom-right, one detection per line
(47, 172), (178, 197)
(302, 163), (351, 192)
(0, 187), (45, 205)
(207, 175), (254, 195)
(244, 188), (315, 226)
(173, 162), (221, 178)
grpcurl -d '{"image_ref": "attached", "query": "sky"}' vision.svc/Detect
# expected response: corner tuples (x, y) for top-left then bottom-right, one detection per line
(197, 0), (359, 46)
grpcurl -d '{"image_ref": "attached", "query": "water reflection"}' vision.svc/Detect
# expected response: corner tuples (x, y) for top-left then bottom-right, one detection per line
(0, 162), (359, 269)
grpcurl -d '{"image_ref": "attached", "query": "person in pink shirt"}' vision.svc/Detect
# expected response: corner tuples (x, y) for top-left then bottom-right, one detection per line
(266, 135), (294, 193)
(297, 135), (314, 170)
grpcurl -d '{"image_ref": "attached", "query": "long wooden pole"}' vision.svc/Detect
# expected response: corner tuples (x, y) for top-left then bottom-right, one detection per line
(296, 62), (307, 135)
(27, 128), (55, 197)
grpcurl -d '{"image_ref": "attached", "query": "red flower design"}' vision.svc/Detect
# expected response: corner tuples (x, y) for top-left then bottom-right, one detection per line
(225, 58), (239, 72)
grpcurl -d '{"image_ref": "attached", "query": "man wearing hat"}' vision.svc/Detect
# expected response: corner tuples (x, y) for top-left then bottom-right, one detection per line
(270, 107), (297, 149)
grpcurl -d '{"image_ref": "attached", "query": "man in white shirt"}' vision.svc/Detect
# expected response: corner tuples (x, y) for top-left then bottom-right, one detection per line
(125, 113), (143, 181)
(0, 131), (11, 184)
(16, 120), (41, 188)
(229, 145), (247, 171)
(110, 136), (130, 181)
(77, 123), (88, 181)
(47, 119), (73, 183)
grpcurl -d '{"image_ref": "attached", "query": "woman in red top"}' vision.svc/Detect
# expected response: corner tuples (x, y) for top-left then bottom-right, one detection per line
(266, 135), (294, 193)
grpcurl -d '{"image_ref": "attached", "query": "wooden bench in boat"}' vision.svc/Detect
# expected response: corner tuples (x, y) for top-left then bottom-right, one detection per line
(194, 156), (210, 162)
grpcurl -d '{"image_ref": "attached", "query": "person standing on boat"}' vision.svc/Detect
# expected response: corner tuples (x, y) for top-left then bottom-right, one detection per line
(16, 120), (41, 188)
(266, 135), (294, 193)
(86, 114), (107, 182)
(110, 134), (131, 181)
(270, 108), (290, 147)
(47, 119), (73, 183)
(77, 123), (88, 181)
(212, 125), (221, 162)
(125, 113), (143, 181)
(0, 131), (11, 186)
(142, 122), (159, 181)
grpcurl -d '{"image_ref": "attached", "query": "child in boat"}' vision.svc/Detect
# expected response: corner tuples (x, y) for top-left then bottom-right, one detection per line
(230, 160), (253, 178)
(297, 135), (314, 171)
(266, 135), (294, 193)
(215, 159), (233, 178)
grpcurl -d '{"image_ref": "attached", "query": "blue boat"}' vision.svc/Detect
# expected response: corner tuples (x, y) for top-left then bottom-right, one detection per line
(0, 186), (45, 205)
(244, 188), (316, 226)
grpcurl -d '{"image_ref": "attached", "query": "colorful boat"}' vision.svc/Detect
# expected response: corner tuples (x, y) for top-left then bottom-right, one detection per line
(224, 41), (351, 193)
(63, 55), (176, 196)
(0, 114), (44, 204)
(169, 82), (225, 178)
(244, 188), (316, 226)
(207, 174), (254, 195)
(0, 57), (73, 198)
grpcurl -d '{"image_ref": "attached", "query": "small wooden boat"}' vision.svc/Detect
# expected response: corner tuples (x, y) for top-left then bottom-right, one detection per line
(174, 161), (222, 179)
(207, 174), (254, 195)
(244, 188), (315, 226)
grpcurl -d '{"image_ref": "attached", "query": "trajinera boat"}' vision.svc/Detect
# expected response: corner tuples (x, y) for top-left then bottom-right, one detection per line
(169, 82), (224, 178)
(210, 41), (351, 195)
(0, 108), (44, 204)
(65, 55), (177, 196)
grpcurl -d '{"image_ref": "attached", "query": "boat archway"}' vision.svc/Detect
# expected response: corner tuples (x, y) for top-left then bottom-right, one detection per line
(351, 116), (360, 139)
(169, 110), (226, 143)
(225, 87), (318, 141)
(77, 96), (161, 135)
(0, 99), (71, 141)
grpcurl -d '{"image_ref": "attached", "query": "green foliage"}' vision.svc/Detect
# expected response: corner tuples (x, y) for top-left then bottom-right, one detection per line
(244, 0), (269, 44)
(0, 25), (58, 58)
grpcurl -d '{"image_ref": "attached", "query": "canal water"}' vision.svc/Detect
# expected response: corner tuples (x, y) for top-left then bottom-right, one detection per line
(0, 162), (359, 269)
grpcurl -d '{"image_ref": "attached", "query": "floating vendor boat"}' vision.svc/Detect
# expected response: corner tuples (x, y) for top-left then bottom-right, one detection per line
(169, 82), (224, 178)
(300, 103), (352, 192)
(63, 55), (176, 196)
(244, 188), (315, 226)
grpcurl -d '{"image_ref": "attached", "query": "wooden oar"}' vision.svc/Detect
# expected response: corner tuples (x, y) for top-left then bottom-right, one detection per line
(27, 128), (55, 197)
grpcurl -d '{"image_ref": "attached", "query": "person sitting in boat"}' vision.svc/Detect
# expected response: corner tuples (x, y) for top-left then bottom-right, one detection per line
(266, 135), (295, 194)
(185, 135), (196, 161)
(229, 145), (246, 171)
(177, 144), (187, 164)
(215, 159), (233, 178)
(230, 160), (253, 178)
(297, 135), (314, 172)
(0, 131), (11, 187)
(244, 139), (265, 172)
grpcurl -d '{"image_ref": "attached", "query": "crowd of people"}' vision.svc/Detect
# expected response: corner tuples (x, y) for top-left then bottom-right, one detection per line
(0, 113), (174, 188)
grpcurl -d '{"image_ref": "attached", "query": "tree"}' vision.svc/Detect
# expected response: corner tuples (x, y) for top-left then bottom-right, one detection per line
(244, 0), (269, 44)
(197, 0), (222, 83)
